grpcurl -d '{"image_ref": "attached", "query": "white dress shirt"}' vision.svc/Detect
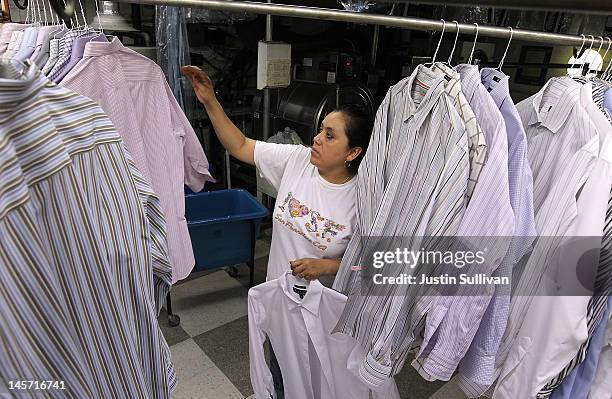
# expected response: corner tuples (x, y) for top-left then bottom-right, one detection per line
(248, 272), (400, 399)
(492, 79), (611, 399)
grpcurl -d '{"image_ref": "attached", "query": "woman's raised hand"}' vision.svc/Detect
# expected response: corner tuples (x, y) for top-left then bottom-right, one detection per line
(181, 65), (217, 106)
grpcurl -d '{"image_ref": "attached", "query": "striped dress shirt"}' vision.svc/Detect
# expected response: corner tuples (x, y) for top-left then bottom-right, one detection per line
(332, 64), (469, 387)
(410, 64), (514, 382)
(0, 63), (176, 398)
(455, 68), (537, 397)
(30, 25), (62, 68)
(430, 63), (487, 203)
(47, 29), (86, 81)
(0, 23), (29, 55)
(61, 37), (214, 283)
(41, 39), (61, 75)
(492, 78), (604, 399)
(2, 30), (24, 60)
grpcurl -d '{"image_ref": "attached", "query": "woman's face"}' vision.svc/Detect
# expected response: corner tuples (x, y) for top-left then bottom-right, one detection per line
(310, 111), (354, 171)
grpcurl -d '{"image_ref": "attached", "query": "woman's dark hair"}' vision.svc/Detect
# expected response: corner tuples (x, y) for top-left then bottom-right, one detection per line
(331, 104), (374, 175)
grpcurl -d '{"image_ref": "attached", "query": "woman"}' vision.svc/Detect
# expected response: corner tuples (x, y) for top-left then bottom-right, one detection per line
(181, 65), (373, 283)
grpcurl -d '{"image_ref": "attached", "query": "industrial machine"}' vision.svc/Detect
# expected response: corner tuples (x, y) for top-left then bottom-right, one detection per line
(252, 79), (375, 145)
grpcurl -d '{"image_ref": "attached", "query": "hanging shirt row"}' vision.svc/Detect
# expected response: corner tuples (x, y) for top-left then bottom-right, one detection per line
(0, 22), (215, 283)
(328, 61), (612, 399)
(0, 21), (215, 397)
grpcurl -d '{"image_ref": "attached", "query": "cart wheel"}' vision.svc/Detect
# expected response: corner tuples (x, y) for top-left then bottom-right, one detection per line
(168, 314), (181, 327)
(226, 266), (239, 278)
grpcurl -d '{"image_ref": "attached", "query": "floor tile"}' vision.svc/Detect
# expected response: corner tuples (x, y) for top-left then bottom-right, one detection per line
(232, 256), (269, 290)
(193, 316), (254, 397)
(428, 376), (467, 399)
(170, 339), (244, 399)
(158, 308), (191, 346)
(254, 237), (271, 260)
(394, 362), (446, 399)
(168, 270), (249, 337)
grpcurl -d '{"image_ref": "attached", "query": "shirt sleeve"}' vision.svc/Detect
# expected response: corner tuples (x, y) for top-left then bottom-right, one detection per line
(248, 289), (277, 399)
(254, 141), (309, 192)
(163, 82), (215, 192)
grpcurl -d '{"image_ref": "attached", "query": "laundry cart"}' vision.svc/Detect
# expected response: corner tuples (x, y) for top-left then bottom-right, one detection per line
(165, 189), (268, 327)
(185, 189), (268, 285)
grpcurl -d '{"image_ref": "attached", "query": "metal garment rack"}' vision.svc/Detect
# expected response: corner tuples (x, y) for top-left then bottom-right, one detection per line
(108, 1), (610, 327)
(114, 0), (609, 47)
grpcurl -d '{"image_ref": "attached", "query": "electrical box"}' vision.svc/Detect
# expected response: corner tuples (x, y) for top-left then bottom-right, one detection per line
(257, 41), (292, 90)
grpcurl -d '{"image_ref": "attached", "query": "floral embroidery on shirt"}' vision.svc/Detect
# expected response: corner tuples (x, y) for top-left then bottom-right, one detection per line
(277, 192), (346, 243)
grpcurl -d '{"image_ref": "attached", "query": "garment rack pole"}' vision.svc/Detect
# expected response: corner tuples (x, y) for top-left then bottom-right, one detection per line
(115, 0), (604, 47)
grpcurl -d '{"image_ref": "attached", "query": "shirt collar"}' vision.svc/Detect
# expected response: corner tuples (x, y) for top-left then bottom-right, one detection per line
(430, 62), (459, 80)
(480, 67), (510, 109)
(526, 77), (580, 134)
(456, 64), (482, 101)
(0, 23), (29, 44)
(399, 64), (446, 123)
(278, 271), (323, 317)
(83, 36), (124, 58)
(35, 25), (62, 47)
(0, 61), (47, 111)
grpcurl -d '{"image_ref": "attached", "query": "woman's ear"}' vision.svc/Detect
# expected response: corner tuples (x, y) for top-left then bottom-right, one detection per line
(347, 147), (363, 162)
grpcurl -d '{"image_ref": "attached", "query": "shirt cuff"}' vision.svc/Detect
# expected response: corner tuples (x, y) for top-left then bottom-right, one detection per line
(411, 347), (458, 381)
(358, 351), (394, 388)
(456, 353), (496, 398)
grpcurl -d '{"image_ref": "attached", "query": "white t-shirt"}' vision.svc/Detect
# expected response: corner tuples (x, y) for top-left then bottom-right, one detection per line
(254, 141), (357, 282)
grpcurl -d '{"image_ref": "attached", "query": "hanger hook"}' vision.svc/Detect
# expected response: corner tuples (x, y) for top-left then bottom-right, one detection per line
(40, 0), (48, 25)
(76, 0), (87, 28)
(36, 0), (43, 24)
(596, 36), (604, 54)
(603, 37), (612, 79)
(569, 34), (587, 72)
(497, 26), (513, 70)
(93, 0), (104, 35)
(448, 20), (460, 64)
(468, 23), (479, 65)
(432, 19), (446, 64)
(581, 35), (595, 75)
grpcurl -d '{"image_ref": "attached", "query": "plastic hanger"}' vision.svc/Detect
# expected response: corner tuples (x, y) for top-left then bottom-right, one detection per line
(467, 23), (479, 65)
(497, 27), (513, 71)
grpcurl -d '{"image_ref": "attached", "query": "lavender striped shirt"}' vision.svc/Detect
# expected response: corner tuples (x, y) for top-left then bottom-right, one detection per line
(61, 37), (214, 283)
(411, 64), (514, 382)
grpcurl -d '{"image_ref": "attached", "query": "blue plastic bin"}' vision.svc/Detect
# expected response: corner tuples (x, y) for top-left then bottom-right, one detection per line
(185, 189), (268, 284)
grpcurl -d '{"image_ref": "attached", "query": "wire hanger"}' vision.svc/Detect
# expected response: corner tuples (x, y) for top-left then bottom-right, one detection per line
(447, 20), (460, 67)
(593, 36), (604, 79)
(497, 26), (513, 71)
(603, 38), (612, 81)
(89, 0), (105, 42)
(40, 0), (48, 26)
(468, 23), (479, 65)
(580, 35), (595, 77)
(426, 19), (446, 66)
(568, 34), (586, 77)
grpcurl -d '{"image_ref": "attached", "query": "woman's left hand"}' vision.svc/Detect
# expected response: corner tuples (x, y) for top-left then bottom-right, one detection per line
(290, 258), (340, 280)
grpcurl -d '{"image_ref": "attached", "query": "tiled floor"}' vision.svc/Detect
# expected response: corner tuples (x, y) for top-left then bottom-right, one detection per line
(159, 230), (467, 398)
